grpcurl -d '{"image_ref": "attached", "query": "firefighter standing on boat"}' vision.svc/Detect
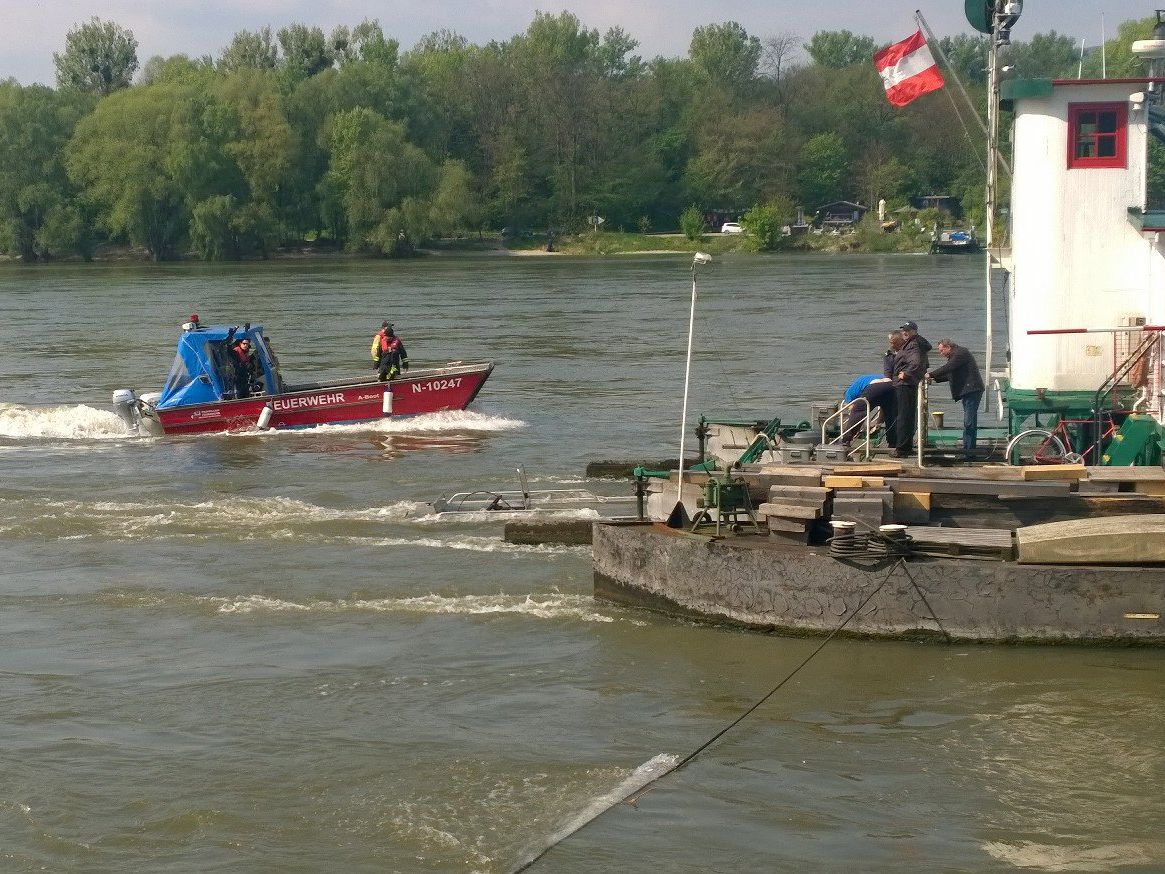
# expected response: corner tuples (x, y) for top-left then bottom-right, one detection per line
(372, 321), (409, 381)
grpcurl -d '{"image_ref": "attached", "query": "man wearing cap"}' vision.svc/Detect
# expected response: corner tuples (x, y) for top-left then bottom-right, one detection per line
(371, 321), (409, 381)
(890, 321), (932, 458)
(927, 338), (985, 459)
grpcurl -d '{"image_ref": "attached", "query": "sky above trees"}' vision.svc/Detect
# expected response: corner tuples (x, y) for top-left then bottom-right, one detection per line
(3, 0), (1156, 85)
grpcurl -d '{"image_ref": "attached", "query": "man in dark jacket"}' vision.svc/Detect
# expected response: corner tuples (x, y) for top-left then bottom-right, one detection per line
(928, 338), (985, 458)
(371, 322), (410, 382)
(891, 321), (932, 457)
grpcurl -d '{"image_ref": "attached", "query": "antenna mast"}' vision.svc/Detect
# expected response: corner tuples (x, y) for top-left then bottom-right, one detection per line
(968, 0), (1023, 404)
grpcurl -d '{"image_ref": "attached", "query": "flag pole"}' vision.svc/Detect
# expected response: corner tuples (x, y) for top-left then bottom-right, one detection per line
(983, 12), (1001, 403)
(915, 9), (1011, 178)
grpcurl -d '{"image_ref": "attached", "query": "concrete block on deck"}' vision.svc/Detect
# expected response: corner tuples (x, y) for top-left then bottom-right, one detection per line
(754, 465), (823, 486)
(832, 493), (887, 527)
(768, 485), (829, 501)
(758, 502), (822, 520)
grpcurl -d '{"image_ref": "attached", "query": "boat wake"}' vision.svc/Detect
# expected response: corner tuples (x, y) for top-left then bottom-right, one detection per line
(413, 508), (603, 525)
(982, 840), (1165, 871)
(0, 403), (133, 441)
(0, 493), (587, 555)
(195, 591), (621, 622)
(257, 409), (528, 437)
(0, 404), (526, 443)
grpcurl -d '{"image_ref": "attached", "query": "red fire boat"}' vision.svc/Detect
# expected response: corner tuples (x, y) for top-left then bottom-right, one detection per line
(111, 318), (493, 436)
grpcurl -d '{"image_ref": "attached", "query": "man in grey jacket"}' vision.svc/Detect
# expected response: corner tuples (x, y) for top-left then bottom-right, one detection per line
(928, 338), (985, 458)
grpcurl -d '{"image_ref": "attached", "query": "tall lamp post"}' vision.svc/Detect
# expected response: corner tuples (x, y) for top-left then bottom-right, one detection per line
(676, 252), (712, 507)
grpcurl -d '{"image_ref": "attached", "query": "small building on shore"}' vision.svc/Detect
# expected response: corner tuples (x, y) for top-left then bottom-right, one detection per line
(814, 201), (868, 232)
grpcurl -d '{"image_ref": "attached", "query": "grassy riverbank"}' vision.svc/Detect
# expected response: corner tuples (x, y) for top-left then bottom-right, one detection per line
(445, 225), (937, 257)
(0, 226), (938, 265)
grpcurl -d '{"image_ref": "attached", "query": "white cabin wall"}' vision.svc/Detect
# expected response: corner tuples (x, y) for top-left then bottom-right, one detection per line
(1009, 84), (1161, 394)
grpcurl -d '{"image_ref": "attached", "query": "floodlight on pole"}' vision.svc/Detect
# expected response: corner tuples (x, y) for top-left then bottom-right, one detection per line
(675, 253), (711, 508)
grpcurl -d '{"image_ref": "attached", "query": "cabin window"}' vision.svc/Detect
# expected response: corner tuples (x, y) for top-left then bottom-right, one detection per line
(1067, 102), (1126, 169)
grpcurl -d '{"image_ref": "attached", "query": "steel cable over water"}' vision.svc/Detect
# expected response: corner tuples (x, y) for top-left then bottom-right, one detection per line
(510, 558), (909, 873)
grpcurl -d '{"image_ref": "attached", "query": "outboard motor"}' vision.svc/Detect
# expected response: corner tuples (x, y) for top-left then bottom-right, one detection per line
(111, 388), (141, 434)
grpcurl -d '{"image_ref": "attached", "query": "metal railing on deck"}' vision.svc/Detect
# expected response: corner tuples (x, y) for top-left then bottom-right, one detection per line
(820, 382), (931, 466)
(821, 397), (877, 461)
(1092, 332), (1159, 458)
(917, 380), (928, 469)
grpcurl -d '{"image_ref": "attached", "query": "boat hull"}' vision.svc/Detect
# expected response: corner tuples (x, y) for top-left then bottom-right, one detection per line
(143, 362), (493, 435)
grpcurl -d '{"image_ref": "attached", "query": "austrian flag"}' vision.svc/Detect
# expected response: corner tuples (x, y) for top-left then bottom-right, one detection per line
(874, 30), (945, 107)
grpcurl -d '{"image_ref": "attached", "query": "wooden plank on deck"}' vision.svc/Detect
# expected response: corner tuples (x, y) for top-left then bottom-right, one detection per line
(905, 525), (1015, 559)
(1020, 464), (1086, 482)
(889, 478), (1072, 497)
(1086, 466), (1165, 482)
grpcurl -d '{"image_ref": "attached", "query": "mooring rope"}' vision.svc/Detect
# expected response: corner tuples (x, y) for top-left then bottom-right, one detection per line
(510, 557), (909, 873)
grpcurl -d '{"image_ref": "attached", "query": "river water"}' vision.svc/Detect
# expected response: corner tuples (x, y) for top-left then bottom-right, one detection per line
(0, 255), (1161, 873)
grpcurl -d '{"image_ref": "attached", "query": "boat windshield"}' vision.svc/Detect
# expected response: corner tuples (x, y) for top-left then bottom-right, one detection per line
(155, 322), (275, 409)
(161, 352), (192, 396)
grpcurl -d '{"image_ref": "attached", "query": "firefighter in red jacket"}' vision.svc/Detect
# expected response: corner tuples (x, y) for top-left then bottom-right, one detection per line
(230, 337), (257, 398)
(371, 321), (409, 381)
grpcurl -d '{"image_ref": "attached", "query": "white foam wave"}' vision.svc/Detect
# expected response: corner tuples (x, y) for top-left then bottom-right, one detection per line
(0, 494), (589, 555)
(0, 494), (424, 527)
(414, 508), (602, 525)
(250, 409), (527, 437)
(351, 535), (588, 555)
(201, 592), (616, 622)
(982, 840), (1164, 871)
(0, 403), (133, 440)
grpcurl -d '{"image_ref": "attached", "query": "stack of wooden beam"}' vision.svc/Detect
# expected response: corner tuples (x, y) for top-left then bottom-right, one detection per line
(757, 485), (829, 541)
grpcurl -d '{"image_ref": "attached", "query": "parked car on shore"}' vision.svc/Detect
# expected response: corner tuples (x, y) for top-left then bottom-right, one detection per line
(720, 222), (744, 234)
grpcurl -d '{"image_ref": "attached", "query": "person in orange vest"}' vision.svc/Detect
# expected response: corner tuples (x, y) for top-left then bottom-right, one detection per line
(230, 337), (256, 398)
(371, 321), (409, 381)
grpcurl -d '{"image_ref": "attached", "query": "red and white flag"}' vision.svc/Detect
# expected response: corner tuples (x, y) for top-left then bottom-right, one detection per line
(874, 30), (944, 107)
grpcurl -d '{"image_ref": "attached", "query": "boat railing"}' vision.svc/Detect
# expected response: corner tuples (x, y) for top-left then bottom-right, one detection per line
(917, 380), (928, 469)
(821, 397), (877, 461)
(1091, 332), (1160, 458)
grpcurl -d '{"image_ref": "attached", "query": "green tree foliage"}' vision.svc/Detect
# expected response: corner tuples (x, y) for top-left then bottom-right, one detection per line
(139, 55), (212, 86)
(278, 24), (335, 82)
(598, 27), (644, 79)
(1081, 17), (1156, 78)
(684, 105), (793, 210)
(321, 107), (434, 253)
(1147, 139), (1165, 212)
(0, 83), (91, 260)
(1008, 31), (1079, 79)
(805, 30), (877, 68)
(332, 21), (399, 67)
(679, 204), (706, 240)
(688, 22), (762, 89)
(218, 28), (279, 72)
(429, 159), (481, 236)
(54, 18), (138, 95)
(797, 131), (847, 208)
(189, 194), (240, 260)
(936, 34), (988, 85)
(741, 196), (794, 250)
(8, 14), (1151, 261)
(67, 82), (230, 259)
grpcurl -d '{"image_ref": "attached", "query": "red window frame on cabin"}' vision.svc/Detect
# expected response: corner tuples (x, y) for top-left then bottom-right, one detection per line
(1067, 102), (1127, 169)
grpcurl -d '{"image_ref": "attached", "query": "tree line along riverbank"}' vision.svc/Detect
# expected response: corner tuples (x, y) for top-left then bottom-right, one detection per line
(1, 12), (1156, 264)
